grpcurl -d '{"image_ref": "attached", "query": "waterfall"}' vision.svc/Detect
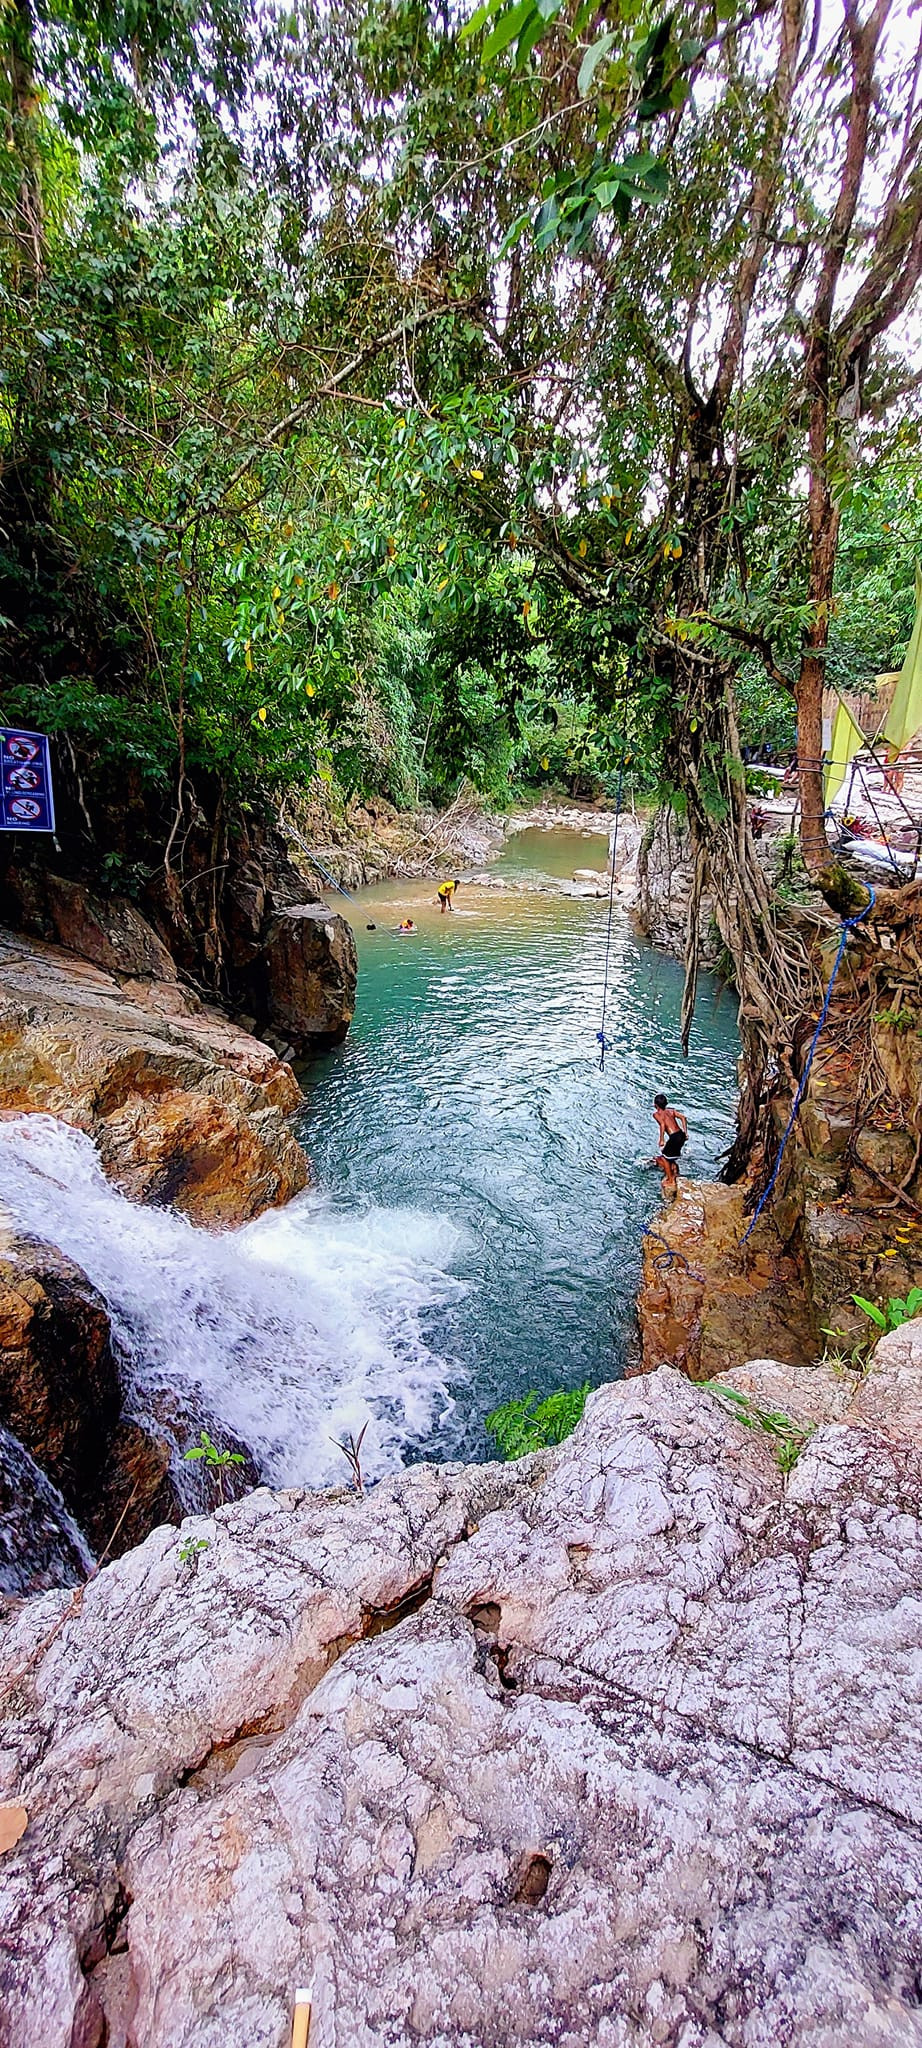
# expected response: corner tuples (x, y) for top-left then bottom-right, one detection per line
(0, 1427), (94, 1597)
(0, 1116), (467, 1492)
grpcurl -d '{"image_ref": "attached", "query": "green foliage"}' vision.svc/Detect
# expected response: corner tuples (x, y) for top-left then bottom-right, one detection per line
(852, 1290), (922, 1334)
(485, 1383), (590, 1459)
(874, 1008), (916, 1033)
(183, 1428), (244, 1504)
(2, 0), (920, 866)
(178, 1533), (210, 1568)
(709, 1385), (814, 1474)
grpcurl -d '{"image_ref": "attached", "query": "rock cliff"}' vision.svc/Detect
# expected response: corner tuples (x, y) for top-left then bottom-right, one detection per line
(3, 1340), (922, 2047)
(0, 929), (308, 1226)
(637, 1182), (819, 1379)
(635, 807), (720, 964)
(0, 764), (358, 1058)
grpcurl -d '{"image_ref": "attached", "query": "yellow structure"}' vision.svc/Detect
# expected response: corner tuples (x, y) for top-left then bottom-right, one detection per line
(823, 564), (922, 803)
(883, 564), (922, 760)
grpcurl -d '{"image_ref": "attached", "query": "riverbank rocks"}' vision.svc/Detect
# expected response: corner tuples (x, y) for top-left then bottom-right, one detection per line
(259, 902), (357, 1046)
(0, 1230), (119, 1542)
(637, 1180), (818, 1378)
(0, 928), (308, 1225)
(4, 1356), (922, 2045)
(0, 867), (180, 983)
(0, 1228), (259, 1574)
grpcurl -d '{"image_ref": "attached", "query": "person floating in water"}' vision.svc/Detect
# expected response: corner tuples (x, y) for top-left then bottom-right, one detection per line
(653, 1092), (688, 1193)
(397, 919), (417, 933)
(437, 878), (460, 913)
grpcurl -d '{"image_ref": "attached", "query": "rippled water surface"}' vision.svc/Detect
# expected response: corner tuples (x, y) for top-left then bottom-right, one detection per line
(301, 831), (740, 1460)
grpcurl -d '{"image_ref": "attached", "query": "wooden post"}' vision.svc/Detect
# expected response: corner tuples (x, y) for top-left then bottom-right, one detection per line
(291, 1984), (313, 2048)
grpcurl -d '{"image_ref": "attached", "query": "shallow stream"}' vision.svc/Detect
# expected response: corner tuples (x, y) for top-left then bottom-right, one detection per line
(0, 826), (739, 1494)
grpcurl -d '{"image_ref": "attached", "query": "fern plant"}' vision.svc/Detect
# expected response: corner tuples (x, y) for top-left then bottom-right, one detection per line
(485, 1383), (590, 1460)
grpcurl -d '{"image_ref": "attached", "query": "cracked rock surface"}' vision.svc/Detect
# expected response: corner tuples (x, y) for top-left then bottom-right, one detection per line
(2, 1362), (922, 2046)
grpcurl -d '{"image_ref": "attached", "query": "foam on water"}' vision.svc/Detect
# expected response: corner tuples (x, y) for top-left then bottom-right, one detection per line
(0, 1115), (468, 1488)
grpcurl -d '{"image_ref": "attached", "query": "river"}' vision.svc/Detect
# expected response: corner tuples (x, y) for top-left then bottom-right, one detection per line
(300, 827), (738, 1465)
(0, 826), (738, 1492)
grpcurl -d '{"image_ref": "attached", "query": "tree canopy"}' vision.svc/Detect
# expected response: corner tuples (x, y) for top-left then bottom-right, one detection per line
(2, 0), (921, 888)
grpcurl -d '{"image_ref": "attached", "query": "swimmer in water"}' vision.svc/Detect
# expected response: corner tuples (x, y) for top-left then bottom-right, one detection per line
(397, 919), (417, 933)
(652, 1092), (688, 1193)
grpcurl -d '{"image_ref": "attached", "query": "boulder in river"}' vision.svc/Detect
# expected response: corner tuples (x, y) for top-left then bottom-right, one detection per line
(3, 1349), (922, 2044)
(258, 901), (357, 1047)
(0, 928), (308, 1225)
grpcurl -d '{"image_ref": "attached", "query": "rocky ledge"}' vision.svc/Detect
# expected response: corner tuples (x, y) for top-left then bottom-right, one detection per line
(0, 929), (308, 1226)
(3, 1333), (922, 2047)
(637, 1181), (819, 1379)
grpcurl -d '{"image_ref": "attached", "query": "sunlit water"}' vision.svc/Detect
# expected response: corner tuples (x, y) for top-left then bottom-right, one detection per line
(0, 829), (739, 1491)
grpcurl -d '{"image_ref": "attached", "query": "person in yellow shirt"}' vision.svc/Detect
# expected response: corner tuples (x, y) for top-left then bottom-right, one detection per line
(437, 878), (460, 913)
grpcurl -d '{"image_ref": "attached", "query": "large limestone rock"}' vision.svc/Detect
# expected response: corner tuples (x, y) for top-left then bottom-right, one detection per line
(0, 929), (308, 1225)
(721, 1316), (922, 1451)
(4, 1361), (922, 2045)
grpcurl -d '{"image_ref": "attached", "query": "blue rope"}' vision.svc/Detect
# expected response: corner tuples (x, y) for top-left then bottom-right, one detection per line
(741, 884), (876, 1243)
(647, 1231), (706, 1284)
(597, 740), (627, 1072)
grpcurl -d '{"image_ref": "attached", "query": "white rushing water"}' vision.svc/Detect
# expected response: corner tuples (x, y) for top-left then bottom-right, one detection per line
(0, 1115), (468, 1489)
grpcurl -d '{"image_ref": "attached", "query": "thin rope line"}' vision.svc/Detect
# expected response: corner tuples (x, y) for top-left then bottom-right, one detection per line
(741, 885), (876, 1243)
(597, 725), (628, 1072)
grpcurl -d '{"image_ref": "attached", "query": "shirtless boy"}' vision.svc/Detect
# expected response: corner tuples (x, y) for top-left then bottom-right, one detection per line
(653, 1093), (688, 1193)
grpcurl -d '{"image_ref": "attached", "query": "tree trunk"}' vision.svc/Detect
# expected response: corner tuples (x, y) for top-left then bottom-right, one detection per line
(6, 0), (44, 288)
(797, 645), (828, 872)
(795, 357), (844, 871)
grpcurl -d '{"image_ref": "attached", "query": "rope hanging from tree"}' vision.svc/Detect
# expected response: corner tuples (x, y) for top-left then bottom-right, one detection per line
(597, 724), (628, 1072)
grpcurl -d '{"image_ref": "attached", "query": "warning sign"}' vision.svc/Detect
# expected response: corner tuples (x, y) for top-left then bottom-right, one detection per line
(0, 728), (55, 832)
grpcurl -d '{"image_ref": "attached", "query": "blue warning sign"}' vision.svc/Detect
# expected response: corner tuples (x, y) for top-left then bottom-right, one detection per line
(1, 727), (56, 832)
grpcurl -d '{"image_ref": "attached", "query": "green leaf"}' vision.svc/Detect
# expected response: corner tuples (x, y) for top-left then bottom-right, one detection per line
(499, 210), (532, 255)
(578, 29), (617, 95)
(852, 1294), (887, 1329)
(483, 0), (535, 62)
(459, 0), (506, 41)
(516, 6), (548, 67)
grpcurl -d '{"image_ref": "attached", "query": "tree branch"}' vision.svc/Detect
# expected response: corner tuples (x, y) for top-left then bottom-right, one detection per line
(713, 0), (807, 413)
(175, 295), (483, 540)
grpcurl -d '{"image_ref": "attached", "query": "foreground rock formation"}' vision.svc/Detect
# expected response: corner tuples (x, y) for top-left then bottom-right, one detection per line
(0, 928), (308, 1225)
(4, 1341), (922, 2047)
